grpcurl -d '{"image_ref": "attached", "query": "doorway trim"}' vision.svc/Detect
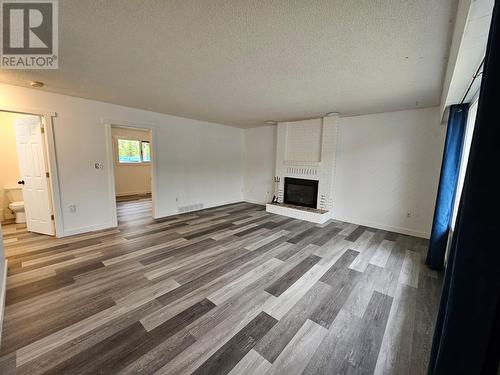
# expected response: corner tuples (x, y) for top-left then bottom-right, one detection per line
(0, 105), (62, 237)
(102, 118), (158, 227)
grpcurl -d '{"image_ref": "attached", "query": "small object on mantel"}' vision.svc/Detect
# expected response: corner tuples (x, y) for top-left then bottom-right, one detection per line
(271, 176), (281, 204)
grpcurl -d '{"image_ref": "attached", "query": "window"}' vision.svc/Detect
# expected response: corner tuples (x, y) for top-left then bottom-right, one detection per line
(117, 139), (151, 164)
(142, 141), (151, 162)
(451, 99), (478, 229)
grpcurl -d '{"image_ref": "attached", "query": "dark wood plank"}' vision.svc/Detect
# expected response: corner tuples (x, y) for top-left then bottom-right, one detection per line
(345, 225), (369, 242)
(349, 291), (394, 373)
(312, 225), (342, 246)
(319, 249), (359, 285)
(183, 222), (236, 240)
(6, 274), (74, 306)
(192, 312), (277, 375)
(140, 238), (217, 266)
(55, 261), (105, 278)
(43, 299), (216, 374)
(288, 226), (322, 244)
(384, 231), (399, 241)
(255, 281), (332, 363)
(264, 254), (322, 297)
(0, 296), (117, 355)
(311, 268), (362, 328)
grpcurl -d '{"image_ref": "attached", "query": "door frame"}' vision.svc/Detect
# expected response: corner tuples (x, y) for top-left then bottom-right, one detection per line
(103, 118), (158, 226)
(0, 105), (62, 237)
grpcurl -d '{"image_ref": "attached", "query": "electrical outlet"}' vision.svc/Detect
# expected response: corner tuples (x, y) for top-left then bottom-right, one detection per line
(69, 204), (77, 213)
(406, 212), (411, 218)
(94, 162), (103, 169)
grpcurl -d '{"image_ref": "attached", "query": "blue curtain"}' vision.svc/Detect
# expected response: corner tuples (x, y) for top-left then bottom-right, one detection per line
(425, 104), (468, 270)
(428, 2), (500, 374)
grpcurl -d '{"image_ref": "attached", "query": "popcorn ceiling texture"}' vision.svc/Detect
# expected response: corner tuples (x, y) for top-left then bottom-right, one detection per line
(0, 0), (457, 128)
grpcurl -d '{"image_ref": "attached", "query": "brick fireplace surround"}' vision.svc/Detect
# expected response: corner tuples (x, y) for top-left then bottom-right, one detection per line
(266, 114), (338, 224)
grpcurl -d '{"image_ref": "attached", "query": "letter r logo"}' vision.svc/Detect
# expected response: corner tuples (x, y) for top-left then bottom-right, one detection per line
(2, 1), (54, 54)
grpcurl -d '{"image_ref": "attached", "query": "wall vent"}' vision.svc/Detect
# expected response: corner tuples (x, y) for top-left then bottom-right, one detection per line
(178, 203), (204, 213)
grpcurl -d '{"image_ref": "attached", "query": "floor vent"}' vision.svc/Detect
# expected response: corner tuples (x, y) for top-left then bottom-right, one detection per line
(178, 203), (204, 213)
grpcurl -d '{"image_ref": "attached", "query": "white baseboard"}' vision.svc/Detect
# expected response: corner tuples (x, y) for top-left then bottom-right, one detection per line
(244, 199), (267, 206)
(60, 200), (245, 237)
(59, 221), (117, 238)
(331, 214), (430, 239)
(0, 259), (7, 349)
(154, 199), (244, 220)
(247, 201), (429, 238)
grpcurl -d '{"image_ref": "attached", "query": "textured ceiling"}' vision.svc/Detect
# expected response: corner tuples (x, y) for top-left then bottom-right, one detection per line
(0, 0), (458, 128)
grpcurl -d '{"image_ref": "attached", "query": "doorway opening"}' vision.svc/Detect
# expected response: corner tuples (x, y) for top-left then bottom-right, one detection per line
(107, 124), (156, 225)
(0, 111), (56, 236)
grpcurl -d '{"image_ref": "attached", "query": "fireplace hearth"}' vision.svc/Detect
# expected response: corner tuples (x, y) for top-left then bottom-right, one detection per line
(284, 177), (319, 209)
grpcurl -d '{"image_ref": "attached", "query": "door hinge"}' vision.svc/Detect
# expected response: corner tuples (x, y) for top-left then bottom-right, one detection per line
(51, 214), (54, 221)
(41, 126), (45, 134)
(46, 172), (50, 178)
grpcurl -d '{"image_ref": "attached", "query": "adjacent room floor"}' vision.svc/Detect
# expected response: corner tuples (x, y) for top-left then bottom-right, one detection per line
(0, 198), (442, 374)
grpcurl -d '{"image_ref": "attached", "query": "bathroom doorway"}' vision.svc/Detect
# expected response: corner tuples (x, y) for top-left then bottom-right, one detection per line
(0, 111), (55, 236)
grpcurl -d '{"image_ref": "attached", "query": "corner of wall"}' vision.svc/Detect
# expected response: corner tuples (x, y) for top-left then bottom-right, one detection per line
(0, 225), (6, 348)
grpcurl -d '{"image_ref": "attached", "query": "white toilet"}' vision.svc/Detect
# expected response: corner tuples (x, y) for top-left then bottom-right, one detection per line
(5, 187), (26, 224)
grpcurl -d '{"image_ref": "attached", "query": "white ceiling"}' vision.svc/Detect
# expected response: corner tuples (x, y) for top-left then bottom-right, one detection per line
(0, 0), (458, 128)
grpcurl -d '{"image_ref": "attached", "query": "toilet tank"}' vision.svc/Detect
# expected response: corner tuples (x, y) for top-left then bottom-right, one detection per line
(4, 186), (23, 203)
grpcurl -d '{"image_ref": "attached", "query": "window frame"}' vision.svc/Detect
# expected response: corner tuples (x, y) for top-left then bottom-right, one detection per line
(141, 140), (151, 163)
(450, 98), (479, 230)
(115, 137), (151, 165)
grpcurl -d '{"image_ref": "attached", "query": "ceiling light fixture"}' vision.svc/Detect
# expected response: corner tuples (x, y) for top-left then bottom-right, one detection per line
(325, 112), (339, 117)
(265, 120), (277, 125)
(30, 81), (44, 88)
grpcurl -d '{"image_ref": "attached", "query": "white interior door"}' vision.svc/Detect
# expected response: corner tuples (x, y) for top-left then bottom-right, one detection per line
(14, 116), (55, 235)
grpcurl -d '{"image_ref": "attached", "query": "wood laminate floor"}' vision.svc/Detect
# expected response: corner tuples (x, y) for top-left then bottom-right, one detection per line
(0, 198), (443, 374)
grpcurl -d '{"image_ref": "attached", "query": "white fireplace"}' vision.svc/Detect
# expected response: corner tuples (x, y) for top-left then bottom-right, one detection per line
(266, 114), (338, 223)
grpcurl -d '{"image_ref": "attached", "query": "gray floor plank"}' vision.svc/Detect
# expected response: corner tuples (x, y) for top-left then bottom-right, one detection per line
(254, 281), (332, 363)
(191, 312), (277, 375)
(1, 198), (442, 374)
(264, 254), (322, 297)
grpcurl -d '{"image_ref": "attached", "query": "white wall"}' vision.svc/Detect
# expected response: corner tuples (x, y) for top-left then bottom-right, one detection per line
(0, 82), (444, 238)
(0, 222), (5, 344)
(243, 107), (445, 238)
(243, 126), (276, 204)
(0, 112), (21, 221)
(0, 83), (244, 236)
(111, 127), (152, 196)
(333, 107), (445, 237)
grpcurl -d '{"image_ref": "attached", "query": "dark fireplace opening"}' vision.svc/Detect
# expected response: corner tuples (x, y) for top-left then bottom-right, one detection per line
(284, 177), (319, 209)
